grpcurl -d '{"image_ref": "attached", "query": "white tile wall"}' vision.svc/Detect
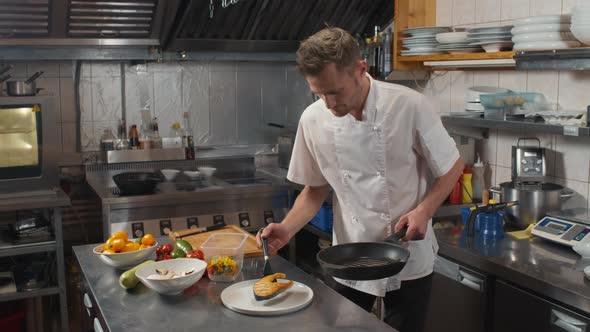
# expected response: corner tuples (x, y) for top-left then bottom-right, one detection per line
(430, 0), (590, 211)
(437, 0), (454, 26)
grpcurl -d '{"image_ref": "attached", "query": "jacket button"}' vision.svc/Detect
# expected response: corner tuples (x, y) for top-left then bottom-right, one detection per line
(352, 216), (359, 223)
(373, 126), (379, 131)
(377, 171), (384, 177)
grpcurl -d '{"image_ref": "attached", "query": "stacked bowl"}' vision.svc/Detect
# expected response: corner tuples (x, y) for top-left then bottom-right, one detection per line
(401, 26), (450, 56)
(512, 15), (580, 51)
(466, 25), (513, 52)
(571, 3), (590, 45)
(435, 31), (482, 54)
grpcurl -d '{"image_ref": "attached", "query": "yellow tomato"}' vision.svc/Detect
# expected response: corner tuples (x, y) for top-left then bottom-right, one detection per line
(111, 231), (129, 242)
(102, 249), (116, 254)
(110, 238), (126, 252)
(141, 233), (155, 246)
(120, 242), (139, 252)
(139, 244), (149, 250)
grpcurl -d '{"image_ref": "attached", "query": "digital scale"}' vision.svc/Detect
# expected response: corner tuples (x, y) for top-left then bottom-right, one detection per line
(532, 208), (590, 246)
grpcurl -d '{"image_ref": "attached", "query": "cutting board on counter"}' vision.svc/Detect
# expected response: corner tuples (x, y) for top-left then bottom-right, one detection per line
(168, 225), (264, 257)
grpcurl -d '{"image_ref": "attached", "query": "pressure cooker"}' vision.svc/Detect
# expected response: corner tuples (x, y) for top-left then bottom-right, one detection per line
(490, 182), (574, 229)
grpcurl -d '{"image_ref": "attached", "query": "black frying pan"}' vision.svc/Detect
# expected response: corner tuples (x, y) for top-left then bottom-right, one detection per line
(112, 172), (163, 196)
(317, 228), (409, 280)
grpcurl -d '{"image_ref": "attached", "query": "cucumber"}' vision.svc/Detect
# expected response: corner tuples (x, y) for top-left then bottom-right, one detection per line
(174, 239), (193, 254)
(119, 260), (155, 290)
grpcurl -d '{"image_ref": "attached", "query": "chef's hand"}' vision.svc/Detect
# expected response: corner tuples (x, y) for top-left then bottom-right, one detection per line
(394, 208), (429, 241)
(256, 223), (291, 252)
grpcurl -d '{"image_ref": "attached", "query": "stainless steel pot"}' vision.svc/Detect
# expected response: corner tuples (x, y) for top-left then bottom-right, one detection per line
(6, 71), (43, 96)
(490, 182), (574, 228)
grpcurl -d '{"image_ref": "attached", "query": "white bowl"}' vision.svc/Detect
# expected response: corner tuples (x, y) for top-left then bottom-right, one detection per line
(571, 28), (590, 45)
(93, 241), (158, 269)
(436, 31), (469, 44)
(513, 40), (581, 51)
(573, 241), (590, 258)
(135, 258), (207, 295)
(183, 170), (201, 180)
(160, 169), (180, 181)
(197, 166), (217, 178)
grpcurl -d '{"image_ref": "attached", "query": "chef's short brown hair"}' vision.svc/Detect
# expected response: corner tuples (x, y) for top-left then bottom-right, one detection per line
(296, 27), (361, 76)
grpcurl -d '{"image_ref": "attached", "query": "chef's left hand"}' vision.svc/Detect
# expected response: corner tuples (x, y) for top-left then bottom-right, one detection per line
(393, 208), (429, 241)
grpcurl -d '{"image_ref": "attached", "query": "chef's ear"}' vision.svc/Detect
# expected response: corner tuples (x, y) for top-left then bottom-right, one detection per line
(357, 60), (367, 77)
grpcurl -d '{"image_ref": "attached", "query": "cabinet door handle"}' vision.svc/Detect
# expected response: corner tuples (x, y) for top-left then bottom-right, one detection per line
(551, 309), (587, 332)
(94, 318), (105, 332)
(83, 293), (93, 309)
(457, 269), (483, 292)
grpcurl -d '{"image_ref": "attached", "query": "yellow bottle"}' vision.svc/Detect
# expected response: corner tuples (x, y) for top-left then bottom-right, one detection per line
(462, 171), (473, 204)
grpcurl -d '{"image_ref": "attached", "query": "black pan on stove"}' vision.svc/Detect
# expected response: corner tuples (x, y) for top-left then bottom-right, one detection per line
(112, 172), (163, 196)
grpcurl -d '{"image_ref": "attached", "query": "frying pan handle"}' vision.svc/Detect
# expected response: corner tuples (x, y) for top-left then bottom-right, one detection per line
(385, 227), (407, 244)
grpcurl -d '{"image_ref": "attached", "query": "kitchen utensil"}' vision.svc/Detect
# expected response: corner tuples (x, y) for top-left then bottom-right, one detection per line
(197, 166), (216, 178)
(532, 208), (590, 247)
(169, 222), (226, 241)
(93, 241), (158, 269)
(183, 170), (201, 180)
(260, 230), (273, 276)
(168, 225), (264, 257)
(6, 71), (44, 96)
(24, 71), (43, 84)
(316, 228), (409, 280)
(466, 201), (518, 236)
(112, 172), (163, 196)
(490, 183), (574, 228)
(160, 169), (180, 181)
(221, 279), (313, 316)
(511, 138), (546, 184)
(135, 258), (206, 295)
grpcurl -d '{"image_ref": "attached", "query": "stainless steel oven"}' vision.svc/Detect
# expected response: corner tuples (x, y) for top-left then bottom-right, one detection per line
(0, 96), (59, 195)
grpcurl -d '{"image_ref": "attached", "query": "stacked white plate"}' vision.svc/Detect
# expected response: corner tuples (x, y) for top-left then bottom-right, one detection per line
(401, 26), (450, 56)
(466, 26), (514, 52)
(435, 31), (482, 54)
(571, 2), (590, 45)
(511, 15), (580, 51)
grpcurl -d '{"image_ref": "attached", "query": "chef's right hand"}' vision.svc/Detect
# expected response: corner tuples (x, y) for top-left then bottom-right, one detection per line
(256, 223), (291, 252)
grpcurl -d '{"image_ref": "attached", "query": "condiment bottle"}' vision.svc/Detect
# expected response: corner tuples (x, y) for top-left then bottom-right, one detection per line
(462, 169), (473, 204)
(100, 128), (116, 151)
(449, 180), (462, 204)
(129, 125), (139, 149)
(472, 154), (485, 201)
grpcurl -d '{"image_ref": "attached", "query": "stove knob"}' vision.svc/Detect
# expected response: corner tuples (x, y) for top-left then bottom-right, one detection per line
(521, 160), (527, 164)
(535, 167), (541, 172)
(536, 160), (543, 164)
(524, 167), (530, 172)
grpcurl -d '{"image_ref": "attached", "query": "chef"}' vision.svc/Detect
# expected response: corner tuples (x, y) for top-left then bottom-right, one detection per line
(257, 27), (463, 332)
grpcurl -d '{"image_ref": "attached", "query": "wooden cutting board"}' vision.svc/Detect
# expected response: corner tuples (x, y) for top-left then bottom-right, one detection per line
(168, 225), (264, 257)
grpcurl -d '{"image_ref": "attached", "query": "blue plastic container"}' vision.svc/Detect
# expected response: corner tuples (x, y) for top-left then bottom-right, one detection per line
(479, 212), (504, 238)
(310, 203), (333, 232)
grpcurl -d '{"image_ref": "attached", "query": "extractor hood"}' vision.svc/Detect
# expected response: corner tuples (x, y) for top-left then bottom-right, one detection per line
(0, 0), (393, 53)
(163, 0), (393, 52)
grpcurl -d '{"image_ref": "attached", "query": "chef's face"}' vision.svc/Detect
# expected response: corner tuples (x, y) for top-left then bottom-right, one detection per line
(306, 61), (367, 118)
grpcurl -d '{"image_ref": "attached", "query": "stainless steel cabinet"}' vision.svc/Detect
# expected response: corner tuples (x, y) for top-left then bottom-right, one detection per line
(493, 280), (589, 332)
(424, 256), (492, 332)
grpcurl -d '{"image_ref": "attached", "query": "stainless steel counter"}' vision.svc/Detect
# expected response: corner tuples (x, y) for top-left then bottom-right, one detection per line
(0, 188), (70, 212)
(435, 226), (590, 315)
(73, 243), (396, 332)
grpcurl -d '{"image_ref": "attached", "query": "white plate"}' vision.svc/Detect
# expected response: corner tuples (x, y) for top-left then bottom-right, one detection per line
(403, 26), (450, 34)
(467, 26), (513, 34)
(221, 279), (313, 316)
(404, 46), (440, 51)
(438, 45), (477, 49)
(512, 23), (571, 35)
(444, 48), (483, 54)
(513, 15), (570, 26)
(470, 36), (513, 42)
(513, 40), (581, 51)
(512, 31), (575, 43)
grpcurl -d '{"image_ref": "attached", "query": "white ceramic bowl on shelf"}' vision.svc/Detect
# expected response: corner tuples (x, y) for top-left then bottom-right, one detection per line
(512, 32), (575, 43)
(184, 170), (201, 180)
(198, 166), (217, 178)
(512, 14), (571, 26)
(93, 241), (158, 268)
(511, 24), (571, 35)
(435, 31), (469, 44)
(135, 258), (207, 295)
(513, 40), (581, 51)
(571, 27), (590, 45)
(160, 169), (180, 181)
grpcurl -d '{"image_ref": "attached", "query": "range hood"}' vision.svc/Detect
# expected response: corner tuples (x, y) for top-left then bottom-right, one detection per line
(163, 0), (393, 52)
(0, 0), (393, 53)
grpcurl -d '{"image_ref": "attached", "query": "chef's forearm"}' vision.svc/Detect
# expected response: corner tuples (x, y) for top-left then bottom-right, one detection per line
(282, 184), (330, 238)
(416, 158), (465, 219)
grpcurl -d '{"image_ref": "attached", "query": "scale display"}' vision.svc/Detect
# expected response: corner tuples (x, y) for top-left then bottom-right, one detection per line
(532, 210), (590, 247)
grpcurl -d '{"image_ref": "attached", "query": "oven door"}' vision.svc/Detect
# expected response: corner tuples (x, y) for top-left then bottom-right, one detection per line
(0, 96), (58, 193)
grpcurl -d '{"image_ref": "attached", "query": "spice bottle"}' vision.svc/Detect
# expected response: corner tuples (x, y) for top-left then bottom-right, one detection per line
(462, 169), (473, 204)
(129, 125), (139, 149)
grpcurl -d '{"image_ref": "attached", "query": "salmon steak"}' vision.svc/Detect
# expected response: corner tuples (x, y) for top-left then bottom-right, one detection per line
(253, 273), (294, 301)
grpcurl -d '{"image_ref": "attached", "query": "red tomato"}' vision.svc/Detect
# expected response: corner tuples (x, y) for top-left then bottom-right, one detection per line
(156, 246), (163, 256)
(186, 250), (204, 260)
(161, 244), (173, 254)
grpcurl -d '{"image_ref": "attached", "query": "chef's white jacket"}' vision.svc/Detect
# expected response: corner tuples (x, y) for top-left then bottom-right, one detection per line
(287, 74), (460, 296)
